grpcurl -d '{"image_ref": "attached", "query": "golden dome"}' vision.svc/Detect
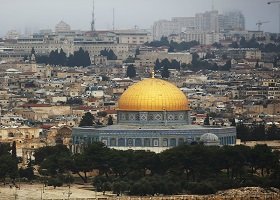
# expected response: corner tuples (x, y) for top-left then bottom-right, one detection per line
(118, 78), (189, 111)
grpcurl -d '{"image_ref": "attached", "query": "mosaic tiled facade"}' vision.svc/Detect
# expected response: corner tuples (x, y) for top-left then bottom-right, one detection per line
(117, 111), (191, 125)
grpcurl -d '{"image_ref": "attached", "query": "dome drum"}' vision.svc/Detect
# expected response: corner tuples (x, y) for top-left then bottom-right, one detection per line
(117, 110), (191, 125)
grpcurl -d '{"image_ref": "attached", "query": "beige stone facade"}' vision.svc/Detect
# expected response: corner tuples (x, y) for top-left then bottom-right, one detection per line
(135, 52), (192, 68)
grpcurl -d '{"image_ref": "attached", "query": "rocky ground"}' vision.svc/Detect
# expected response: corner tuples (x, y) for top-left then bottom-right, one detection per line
(0, 183), (279, 200)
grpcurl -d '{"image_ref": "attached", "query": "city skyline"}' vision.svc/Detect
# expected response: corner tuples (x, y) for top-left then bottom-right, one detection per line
(0, 0), (279, 37)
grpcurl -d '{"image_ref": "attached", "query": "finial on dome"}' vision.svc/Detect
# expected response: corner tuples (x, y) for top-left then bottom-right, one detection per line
(152, 70), (155, 78)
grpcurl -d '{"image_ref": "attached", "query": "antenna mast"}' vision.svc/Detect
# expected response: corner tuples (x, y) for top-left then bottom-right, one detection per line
(212, 0), (214, 11)
(91, 0), (95, 32)
(113, 8), (115, 31)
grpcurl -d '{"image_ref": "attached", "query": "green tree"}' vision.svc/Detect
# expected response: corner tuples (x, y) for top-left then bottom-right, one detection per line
(48, 49), (58, 66)
(204, 114), (210, 125)
(181, 62), (187, 69)
(70, 153), (93, 183)
(18, 166), (34, 181)
(191, 53), (199, 67)
(100, 49), (117, 60)
(84, 142), (110, 176)
(124, 56), (136, 63)
(66, 54), (75, 67)
(34, 145), (70, 165)
(230, 118), (236, 126)
(79, 112), (94, 127)
(160, 58), (171, 68)
(212, 42), (223, 48)
(112, 181), (129, 196)
(23, 55), (28, 61)
(221, 145), (248, 178)
(160, 36), (169, 46)
(135, 48), (140, 56)
(170, 59), (180, 70)
(266, 124), (280, 140)
(97, 111), (107, 117)
(236, 123), (250, 142)
(126, 64), (136, 78)
(11, 141), (17, 159)
(0, 154), (18, 183)
(66, 97), (83, 105)
(39, 151), (72, 176)
(221, 60), (231, 71)
(107, 115), (113, 125)
(71, 47), (91, 67)
(168, 46), (175, 52)
(31, 47), (35, 55)
(0, 143), (10, 155)
(161, 65), (170, 78)
(154, 58), (161, 71)
(228, 42), (239, 48)
(251, 124), (265, 141)
(239, 37), (246, 47)
(108, 149), (133, 178)
(255, 59), (260, 68)
(252, 144), (274, 177)
(58, 48), (67, 66)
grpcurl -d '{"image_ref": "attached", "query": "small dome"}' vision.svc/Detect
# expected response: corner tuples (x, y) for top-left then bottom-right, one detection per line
(118, 78), (189, 111)
(6, 68), (18, 72)
(200, 133), (219, 142)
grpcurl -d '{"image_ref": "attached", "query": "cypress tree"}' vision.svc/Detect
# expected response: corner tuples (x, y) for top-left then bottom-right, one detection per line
(204, 114), (210, 125)
(108, 115), (113, 125)
(11, 141), (17, 159)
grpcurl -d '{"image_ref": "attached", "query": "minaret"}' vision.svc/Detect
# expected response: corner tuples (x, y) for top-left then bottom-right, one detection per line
(30, 53), (37, 72)
(91, 0), (95, 32)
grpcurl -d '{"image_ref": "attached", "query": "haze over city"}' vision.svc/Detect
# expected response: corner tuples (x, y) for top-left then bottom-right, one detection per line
(0, 0), (279, 37)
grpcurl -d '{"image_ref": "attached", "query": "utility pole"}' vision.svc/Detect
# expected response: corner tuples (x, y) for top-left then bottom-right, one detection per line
(113, 8), (115, 31)
(91, 0), (95, 32)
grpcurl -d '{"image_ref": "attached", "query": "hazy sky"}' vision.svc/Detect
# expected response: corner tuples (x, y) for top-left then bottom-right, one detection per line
(0, 0), (279, 37)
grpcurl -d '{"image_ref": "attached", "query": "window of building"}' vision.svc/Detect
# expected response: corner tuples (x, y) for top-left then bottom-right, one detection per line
(153, 139), (159, 146)
(8, 132), (14, 137)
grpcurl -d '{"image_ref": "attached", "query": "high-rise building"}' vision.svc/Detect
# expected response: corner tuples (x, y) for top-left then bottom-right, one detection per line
(152, 11), (219, 40)
(152, 19), (184, 40)
(152, 10), (245, 40)
(195, 11), (219, 33)
(55, 21), (71, 33)
(219, 10), (245, 31)
(5, 30), (20, 40)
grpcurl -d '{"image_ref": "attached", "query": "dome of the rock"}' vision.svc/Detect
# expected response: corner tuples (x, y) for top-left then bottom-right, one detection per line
(118, 78), (189, 111)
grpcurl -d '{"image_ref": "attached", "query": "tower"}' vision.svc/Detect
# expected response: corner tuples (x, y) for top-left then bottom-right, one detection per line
(30, 53), (37, 72)
(91, 0), (95, 32)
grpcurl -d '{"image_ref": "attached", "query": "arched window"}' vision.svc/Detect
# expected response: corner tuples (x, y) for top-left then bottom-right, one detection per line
(135, 138), (142, 147)
(144, 138), (150, 147)
(170, 138), (176, 147)
(178, 138), (184, 145)
(118, 138), (125, 146)
(8, 132), (14, 137)
(153, 139), (159, 146)
(127, 139), (133, 146)
(110, 138), (116, 146)
(163, 138), (168, 146)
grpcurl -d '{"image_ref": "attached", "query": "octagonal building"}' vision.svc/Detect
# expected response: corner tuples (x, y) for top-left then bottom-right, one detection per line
(72, 76), (236, 153)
